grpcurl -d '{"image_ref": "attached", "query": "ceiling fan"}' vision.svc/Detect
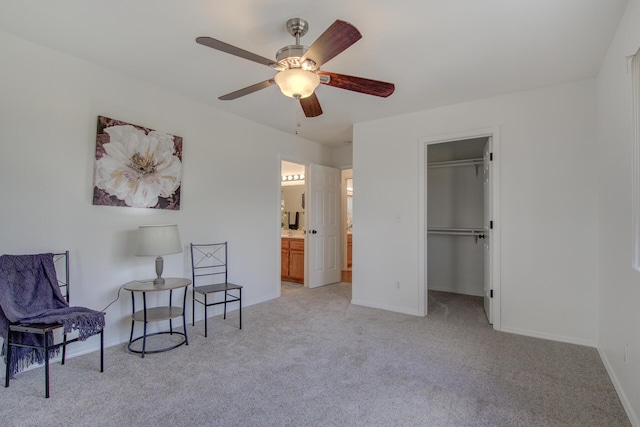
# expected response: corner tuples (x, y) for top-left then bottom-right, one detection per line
(196, 18), (395, 117)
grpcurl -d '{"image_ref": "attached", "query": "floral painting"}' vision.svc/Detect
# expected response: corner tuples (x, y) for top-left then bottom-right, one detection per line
(92, 116), (182, 210)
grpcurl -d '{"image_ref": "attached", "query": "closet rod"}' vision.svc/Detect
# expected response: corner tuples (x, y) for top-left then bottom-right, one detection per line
(427, 231), (483, 236)
(427, 158), (484, 168)
(428, 227), (484, 233)
(427, 228), (486, 243)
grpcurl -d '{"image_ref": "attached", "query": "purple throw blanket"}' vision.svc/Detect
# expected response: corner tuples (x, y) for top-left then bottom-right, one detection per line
(0, 253), (105, 376)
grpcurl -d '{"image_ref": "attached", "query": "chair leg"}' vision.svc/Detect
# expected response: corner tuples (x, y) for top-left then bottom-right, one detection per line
(239, 289), (242, 330)
(223, 294), (228, 320)
(44, 334), (50, 398)
(204, 294), (208, 338)
(61, 333), (67, 365)
(5, 335), (11, 388)
(192, 291), (196, 327)
(100, 329), (104, 372)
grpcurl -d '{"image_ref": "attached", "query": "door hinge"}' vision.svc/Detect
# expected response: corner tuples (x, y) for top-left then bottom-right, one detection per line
(490, 152), (493, 161)
(490, 220), (493, 229)
(490, 289), (494, 298)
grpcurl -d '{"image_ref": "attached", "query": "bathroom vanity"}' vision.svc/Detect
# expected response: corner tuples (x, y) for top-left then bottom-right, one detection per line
(281, 235), (304, 283)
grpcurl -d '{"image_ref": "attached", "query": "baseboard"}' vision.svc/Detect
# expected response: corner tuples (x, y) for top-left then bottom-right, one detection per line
(597, 348), (640, 427)
(351, 298), (424, 317)
(500, 325), (596, 348)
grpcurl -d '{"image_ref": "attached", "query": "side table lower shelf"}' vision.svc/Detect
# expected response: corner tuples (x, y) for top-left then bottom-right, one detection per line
(132, 306), (184, 322)
(128, 307), (187, 355)
(123, 278), (191, 358)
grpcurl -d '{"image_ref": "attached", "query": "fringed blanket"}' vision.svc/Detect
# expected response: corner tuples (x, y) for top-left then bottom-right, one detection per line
(0, 253), (105, 376)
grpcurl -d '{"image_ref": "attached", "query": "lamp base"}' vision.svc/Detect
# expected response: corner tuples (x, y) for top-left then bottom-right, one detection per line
(154, 256), (165, 285)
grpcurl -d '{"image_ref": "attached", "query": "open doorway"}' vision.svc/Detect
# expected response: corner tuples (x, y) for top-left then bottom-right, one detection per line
(426, 137), (493, 324)
(341, 169), (353, 283)
(280, 160), (347, 293)
(281, 160), (306, 288)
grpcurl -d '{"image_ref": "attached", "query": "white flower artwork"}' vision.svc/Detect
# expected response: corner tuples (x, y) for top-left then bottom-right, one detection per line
(93, 116), (183, 209)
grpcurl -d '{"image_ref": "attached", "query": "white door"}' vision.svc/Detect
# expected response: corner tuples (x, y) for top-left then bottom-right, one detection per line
(307, 163), (341, 288)
(483, 138), (493, 324)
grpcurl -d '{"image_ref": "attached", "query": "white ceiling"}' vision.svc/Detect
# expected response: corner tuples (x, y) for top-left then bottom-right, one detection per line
(0, 0), (629, 147)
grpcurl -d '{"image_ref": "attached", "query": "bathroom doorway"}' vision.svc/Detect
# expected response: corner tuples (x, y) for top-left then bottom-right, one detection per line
(341, 169), (353, 283)
(280, 160), (350, 291)
(281, 160), (306, 287)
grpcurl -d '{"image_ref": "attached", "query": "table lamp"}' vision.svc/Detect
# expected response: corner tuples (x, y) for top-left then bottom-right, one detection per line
(135, 224), (182, 284)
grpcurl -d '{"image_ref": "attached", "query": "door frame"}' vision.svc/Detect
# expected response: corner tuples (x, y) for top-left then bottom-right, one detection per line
(418, 127), (502, 330)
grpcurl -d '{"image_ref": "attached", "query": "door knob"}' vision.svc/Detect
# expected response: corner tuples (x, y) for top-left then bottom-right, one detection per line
(311, 230), (317, 234)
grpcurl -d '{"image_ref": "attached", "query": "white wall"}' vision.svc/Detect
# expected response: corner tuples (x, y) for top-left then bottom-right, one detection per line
(0, 30), (332, 370)
(596, 0), (640, 423)
(353, 79), (599, 345)
(331, 145), (353, 169)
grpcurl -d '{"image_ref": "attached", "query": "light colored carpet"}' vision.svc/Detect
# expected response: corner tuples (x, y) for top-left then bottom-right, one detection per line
(0, 282), (630, 426)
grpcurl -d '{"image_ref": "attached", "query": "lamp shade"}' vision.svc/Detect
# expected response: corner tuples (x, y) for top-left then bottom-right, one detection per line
(135, 224), (182, 257)
(274, 68), (320, 99)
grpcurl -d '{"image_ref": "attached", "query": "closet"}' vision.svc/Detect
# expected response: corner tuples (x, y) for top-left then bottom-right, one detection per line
(427, 138), (489, 298)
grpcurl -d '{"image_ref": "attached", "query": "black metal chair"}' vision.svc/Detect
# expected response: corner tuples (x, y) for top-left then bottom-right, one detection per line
(190, 242), (242, 337)
(2, 252), (104, 398)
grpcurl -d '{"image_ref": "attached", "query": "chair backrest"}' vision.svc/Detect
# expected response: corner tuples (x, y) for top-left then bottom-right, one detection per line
(0, 251), (70, 317)
(190, 242), (228, 286)
(53, 251), (70, 303)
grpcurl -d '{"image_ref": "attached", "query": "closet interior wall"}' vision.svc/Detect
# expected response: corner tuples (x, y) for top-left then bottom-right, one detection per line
(427, 138), (488, 297)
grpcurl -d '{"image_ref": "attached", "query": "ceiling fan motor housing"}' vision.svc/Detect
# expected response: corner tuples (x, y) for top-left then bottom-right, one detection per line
(277, 19), (316, 71)
(276, 45), (311, 69)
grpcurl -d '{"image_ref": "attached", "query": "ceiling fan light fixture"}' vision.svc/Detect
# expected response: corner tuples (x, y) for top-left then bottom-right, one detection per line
(274, 68), (320, 99)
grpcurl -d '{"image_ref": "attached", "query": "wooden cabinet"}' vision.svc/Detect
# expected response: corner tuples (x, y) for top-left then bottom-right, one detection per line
(289, 239), (304, 282)
(281, 239), (290, 278)
(281, 238), (304, 283)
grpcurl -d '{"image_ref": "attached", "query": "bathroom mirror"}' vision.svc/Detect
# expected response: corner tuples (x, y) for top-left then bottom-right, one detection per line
(281, 184), (305, 230)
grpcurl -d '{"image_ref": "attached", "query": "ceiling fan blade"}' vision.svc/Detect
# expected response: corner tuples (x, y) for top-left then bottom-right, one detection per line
(318, 71), (395, 97)
(219, 79), (276, 100)
(196, 36), (278, 68)
(300, 93), (323, 117)
(300, 20), (362, 67)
